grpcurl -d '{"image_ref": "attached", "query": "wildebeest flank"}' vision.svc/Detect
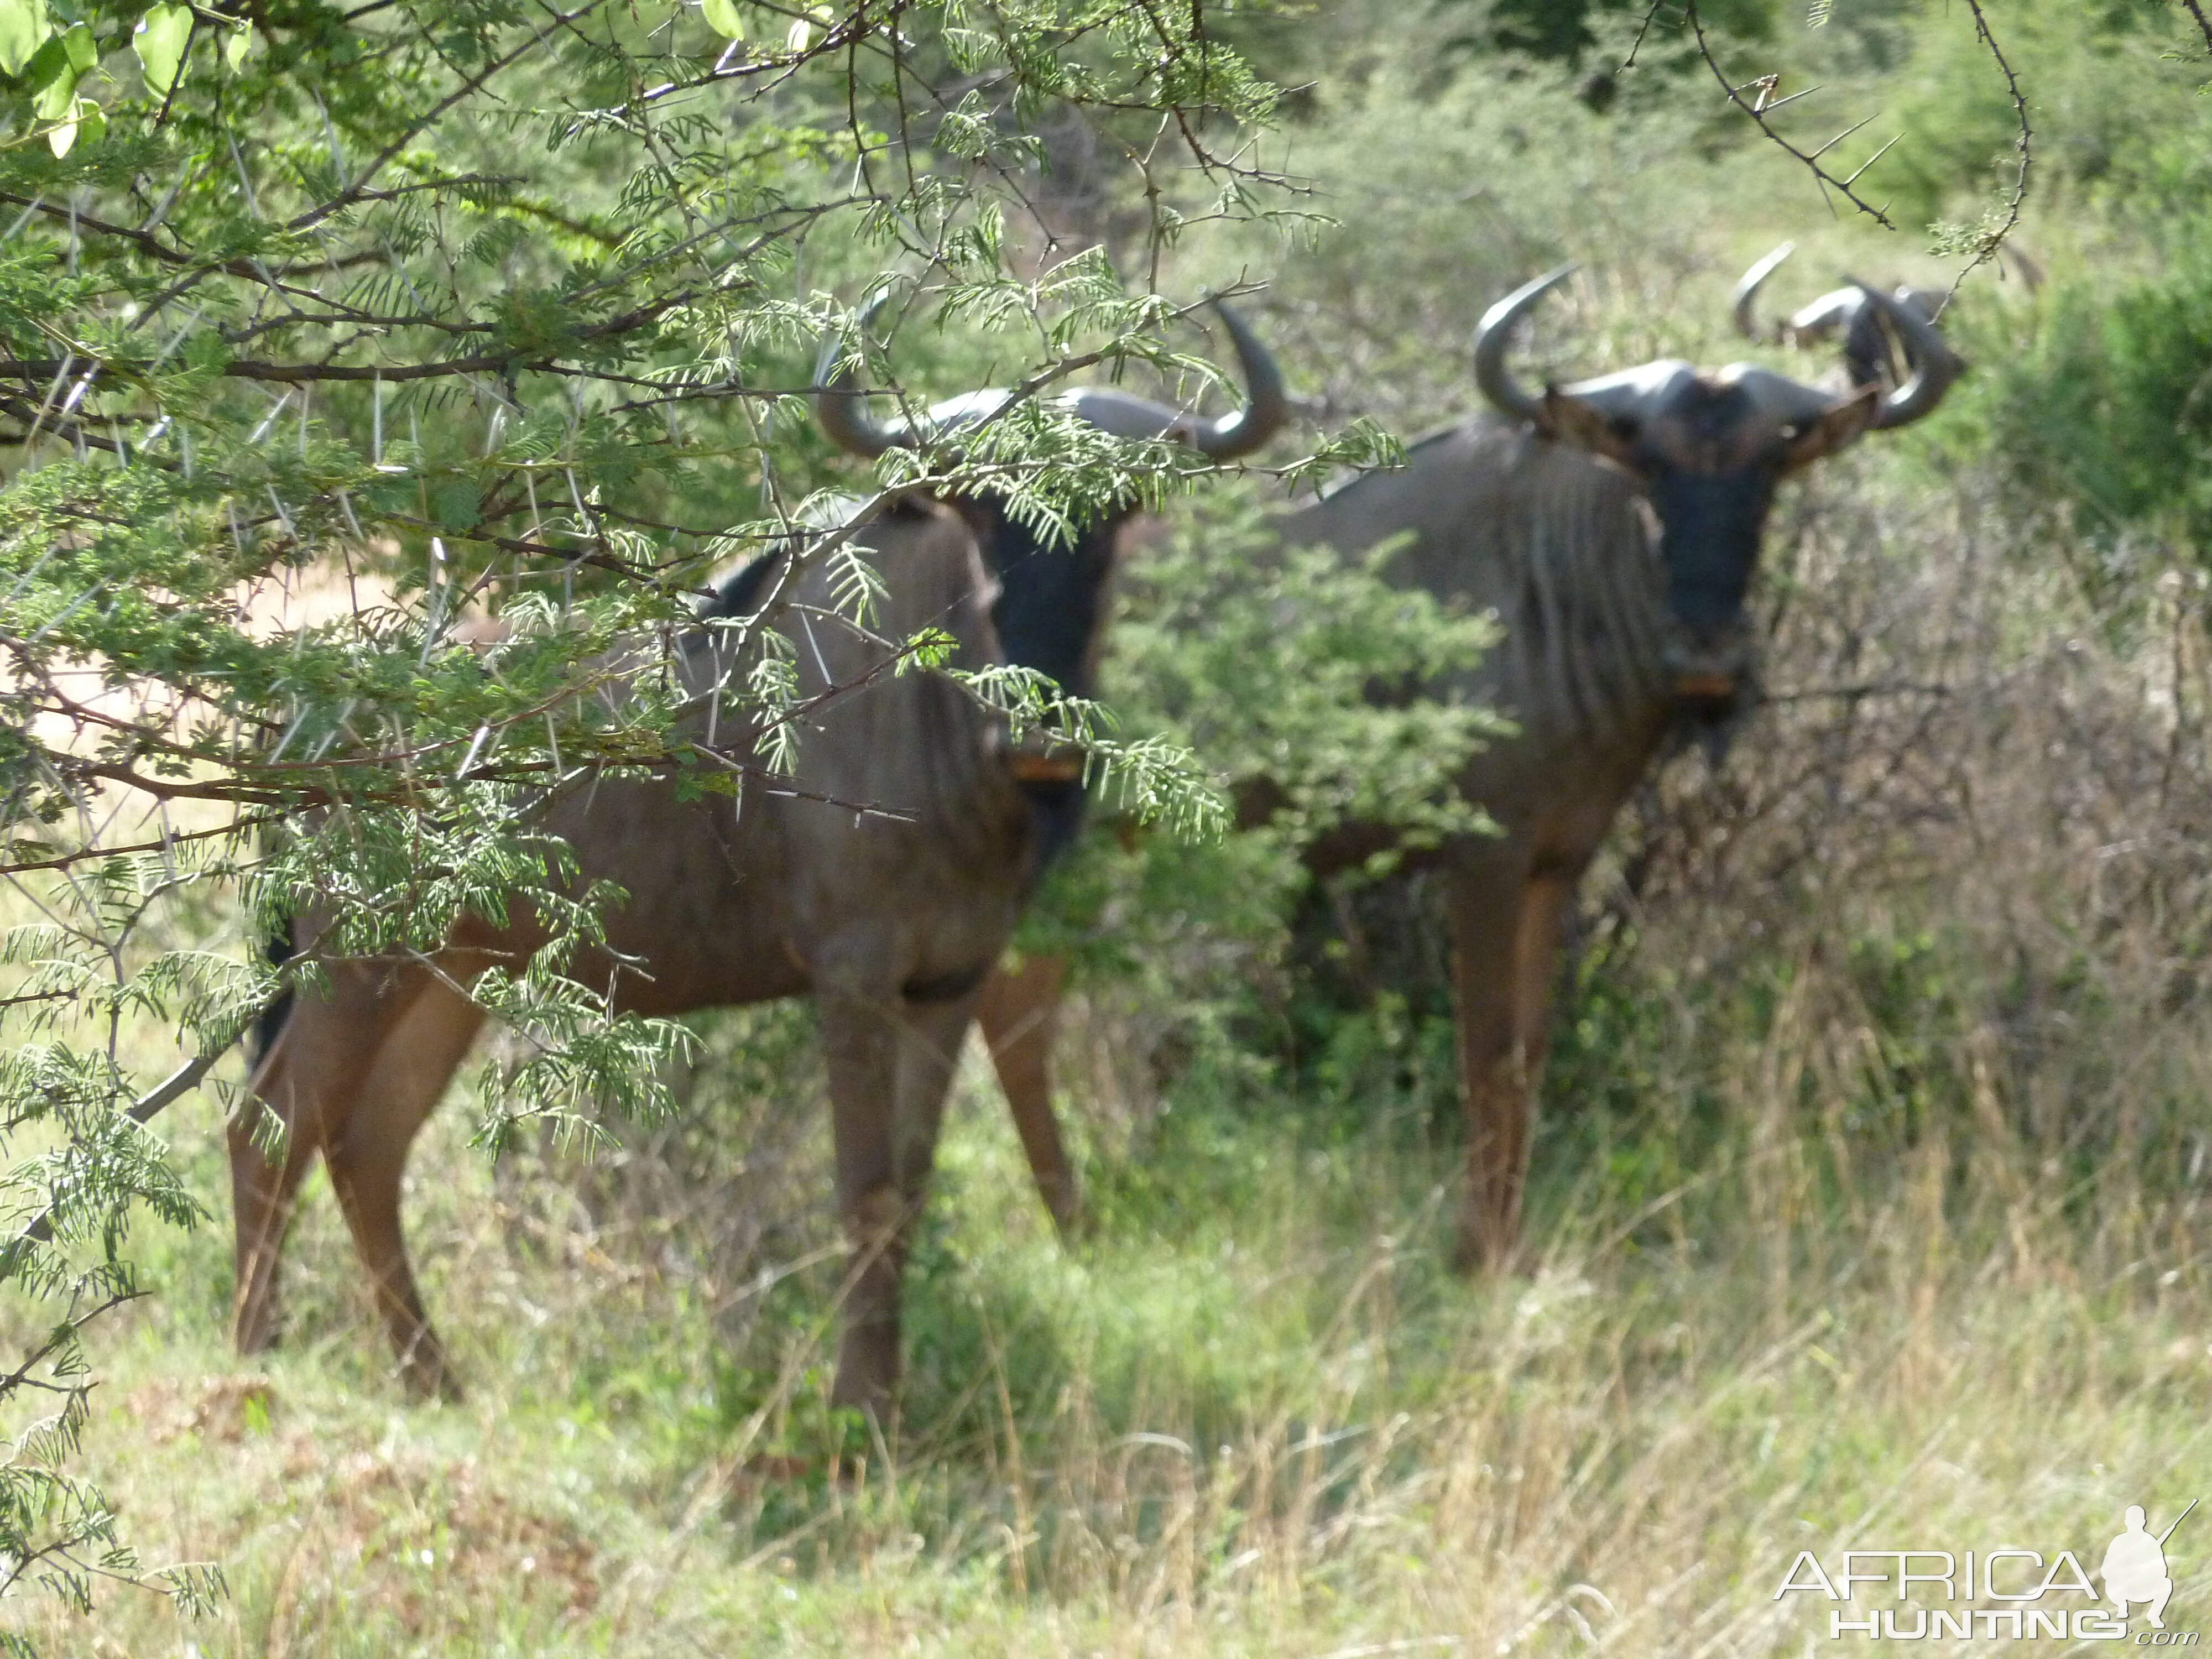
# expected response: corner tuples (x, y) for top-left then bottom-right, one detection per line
(232, 497), (1040, 1409)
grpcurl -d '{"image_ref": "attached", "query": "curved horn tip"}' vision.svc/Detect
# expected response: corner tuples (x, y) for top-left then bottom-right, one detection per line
(1843, 274), (1968, 430)
(812, 291), (907, 458)
(1477, 262), (1578, 337)
(1733, 241), (1796, 339)
(1473, 263), (1577, 425)
(1191, 295), (1289, 460)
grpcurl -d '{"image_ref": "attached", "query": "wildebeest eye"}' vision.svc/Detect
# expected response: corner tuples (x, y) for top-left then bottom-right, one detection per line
(1778, 422), (1803, 442)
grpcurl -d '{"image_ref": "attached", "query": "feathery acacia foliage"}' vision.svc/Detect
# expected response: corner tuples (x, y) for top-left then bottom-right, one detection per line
(0, 0), (1376, 1636)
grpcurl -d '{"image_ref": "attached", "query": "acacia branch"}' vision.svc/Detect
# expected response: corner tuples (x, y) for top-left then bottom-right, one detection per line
(1945, 0), (2032, 299)
(1682, 3), (1897, 228)
(2182, 0), (2212, 57)
(2, 1052), (225, 1257)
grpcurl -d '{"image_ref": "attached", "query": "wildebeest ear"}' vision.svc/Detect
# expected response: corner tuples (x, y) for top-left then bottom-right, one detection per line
(1780, 383), (1879, 472)
(1537, 387), (1644, 472)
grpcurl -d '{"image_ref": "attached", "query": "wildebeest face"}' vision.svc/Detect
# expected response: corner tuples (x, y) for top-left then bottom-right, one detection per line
(816, 297), (1286, 875)
(1472, 263), (1964, 675)
(1539, 366), (1877, 646)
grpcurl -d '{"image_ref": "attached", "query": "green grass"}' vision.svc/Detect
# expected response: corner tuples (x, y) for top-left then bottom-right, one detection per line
(12, 975), (2211, 1657)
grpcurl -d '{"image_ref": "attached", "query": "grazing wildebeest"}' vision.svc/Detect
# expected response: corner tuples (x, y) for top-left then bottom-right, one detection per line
(1732, 241), (1948, 392)
(234, 312), (1285, 1408)
(966, 265), (1964, 1268)
(813, 299), (1286, 1234)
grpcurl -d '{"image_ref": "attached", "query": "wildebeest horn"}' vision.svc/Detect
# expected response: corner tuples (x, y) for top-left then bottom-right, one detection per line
(813, 295), (908, 458)
(1185, 299), (1288, 459)
(817, 295), (1285, 460)
(1733, 241), (1795, 341)
(1474, 263), (1578, 425)
(1846, 278), (1967, 430)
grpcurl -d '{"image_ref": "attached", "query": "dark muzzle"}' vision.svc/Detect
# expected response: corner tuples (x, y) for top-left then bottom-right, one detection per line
(1647, 467), (1779, 648)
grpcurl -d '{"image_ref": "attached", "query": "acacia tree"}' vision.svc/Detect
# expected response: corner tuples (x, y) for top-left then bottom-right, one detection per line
(0, 0), (1390, 1636)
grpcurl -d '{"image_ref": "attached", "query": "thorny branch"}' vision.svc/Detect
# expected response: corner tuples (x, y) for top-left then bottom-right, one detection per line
(1946, 0), (2032, 298)
(2182, 0), (2212, 59)
(1673, 2), (1898, 228)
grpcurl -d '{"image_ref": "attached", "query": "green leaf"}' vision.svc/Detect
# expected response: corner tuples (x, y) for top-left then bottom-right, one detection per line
(0, 0), (44, 76)
(48, 93), (101, 157)
(134, 3), (192, 97)
(29, 34), (76, 119)
(56, 18), (91, 73)
(20, 30), (65, 94)
(222, 22), (252, 71)
(700, 0), (744, 41)
(430, 480), (482, 531)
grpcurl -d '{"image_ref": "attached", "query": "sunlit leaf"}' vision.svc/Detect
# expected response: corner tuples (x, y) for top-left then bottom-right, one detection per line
(56, 17), (90, 72)
(28, 32), (78, 121)
(701, 0), (744, 41)
(0, 0), (45, 76)
(134, 3), (192, 96)
(222, 22), (252, 71)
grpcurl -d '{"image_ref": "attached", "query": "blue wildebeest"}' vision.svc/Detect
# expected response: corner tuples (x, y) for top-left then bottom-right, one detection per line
(968, 265), (1964, 1268)
(233, 316), (1284, 1408)
(812, 300), (1286, 1234)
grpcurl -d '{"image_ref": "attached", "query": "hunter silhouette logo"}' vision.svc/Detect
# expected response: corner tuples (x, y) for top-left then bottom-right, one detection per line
(1774, 1499), (2197, 1642)
(2105, 1502), (2192, 1630)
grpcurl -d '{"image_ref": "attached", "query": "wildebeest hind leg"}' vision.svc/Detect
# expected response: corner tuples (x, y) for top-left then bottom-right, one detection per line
(976, 953), (1082, 1237)
(228, 1067), (323, 1360)
(325, 976), (487, 1400)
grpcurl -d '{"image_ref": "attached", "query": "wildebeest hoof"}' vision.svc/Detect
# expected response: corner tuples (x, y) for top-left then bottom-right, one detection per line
(399, 1344), (463, 1404)
(1450, 1220), (1524, 1278)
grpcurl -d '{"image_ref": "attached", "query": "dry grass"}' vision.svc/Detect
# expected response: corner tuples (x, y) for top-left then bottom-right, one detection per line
(12, 1044), (2209, 1657)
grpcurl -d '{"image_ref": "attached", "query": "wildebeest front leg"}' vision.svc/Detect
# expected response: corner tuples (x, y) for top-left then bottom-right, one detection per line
(324, 976), (487, 1399)
(820, 982), (978, 1412)
(975, 953), (1082, 1237)
(233, 959), (425, 1360)
(1446, 858), (1548, 1272)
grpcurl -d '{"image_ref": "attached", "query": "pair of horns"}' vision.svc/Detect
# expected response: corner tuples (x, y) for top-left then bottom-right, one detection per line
(1476, 261), (1964, 434)
(815, 298), (1287, 462)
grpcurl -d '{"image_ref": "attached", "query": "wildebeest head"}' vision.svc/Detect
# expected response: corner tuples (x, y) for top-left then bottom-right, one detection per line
(816, 299), (1286, 867)
(814, 298), (1286, 700)
(1474, 263), (1964, 688)
(1731, 241), (1948, 393)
